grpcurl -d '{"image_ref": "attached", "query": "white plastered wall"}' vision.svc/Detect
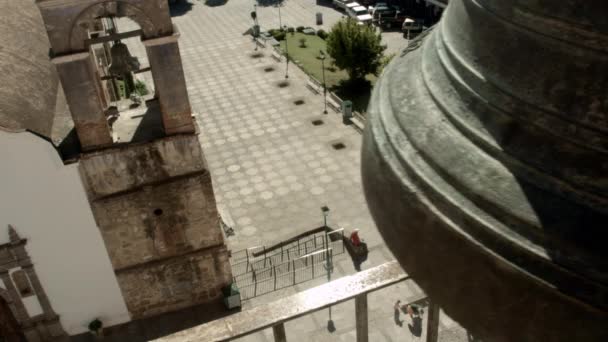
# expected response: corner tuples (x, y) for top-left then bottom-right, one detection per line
(0, 130), (130, 335)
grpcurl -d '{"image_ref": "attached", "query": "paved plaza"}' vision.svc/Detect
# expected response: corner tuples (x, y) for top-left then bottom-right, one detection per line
(121, 1), (468, 340)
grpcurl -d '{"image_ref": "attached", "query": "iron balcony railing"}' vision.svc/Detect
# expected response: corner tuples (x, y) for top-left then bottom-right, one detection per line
(153, 261), (440, 342)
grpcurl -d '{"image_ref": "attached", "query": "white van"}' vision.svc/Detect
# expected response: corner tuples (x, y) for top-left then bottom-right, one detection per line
(402, 17), (424, 32)
(347, 5), (373, 25)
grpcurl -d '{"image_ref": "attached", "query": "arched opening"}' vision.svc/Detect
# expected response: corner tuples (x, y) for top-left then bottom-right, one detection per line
(0, 294), (25, 342)
(85, 15), (164, 144)
(67, 1), (161, 53)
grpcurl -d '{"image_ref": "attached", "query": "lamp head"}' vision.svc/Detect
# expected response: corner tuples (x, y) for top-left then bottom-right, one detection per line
(321, 205), (330, 216)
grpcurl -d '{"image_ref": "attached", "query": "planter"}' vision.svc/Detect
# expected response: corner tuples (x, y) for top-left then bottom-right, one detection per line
(222, 283), (241, 309)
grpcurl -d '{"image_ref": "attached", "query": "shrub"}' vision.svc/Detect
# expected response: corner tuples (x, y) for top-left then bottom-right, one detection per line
(317, 29), (328, 40)
(327, 18), (386, 80)
(299, 37), (307, 48)
(296, 26), (305, 32)
(270, 29), (286, 41)
(134, 80), (149, 96)
(275, 31), (286, 41)
(287, 27), (295, 33)
(88, 318), (103, 333)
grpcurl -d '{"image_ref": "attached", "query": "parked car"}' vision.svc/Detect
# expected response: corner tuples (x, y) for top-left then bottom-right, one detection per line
(375, 8), (407, 29)
(333, 0), (353, 11)
(402, 17), (425, 33)
(369, 3), (391, 21)
(347, 5), (373, 25)
(345, 2), (362, 12)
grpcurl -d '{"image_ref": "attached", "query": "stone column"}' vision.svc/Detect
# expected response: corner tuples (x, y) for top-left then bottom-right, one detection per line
(144, 33), (195, 135)
(52, 52), (113, 150)
(0, 271), (28, 323)
(22, 265), (55, 318)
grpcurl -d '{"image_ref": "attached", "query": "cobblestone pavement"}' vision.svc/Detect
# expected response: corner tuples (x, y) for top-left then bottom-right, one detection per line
(122, 0), (466, 340)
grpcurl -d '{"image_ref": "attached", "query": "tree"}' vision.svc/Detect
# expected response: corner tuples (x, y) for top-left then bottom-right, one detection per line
(326, 18), (386, 81)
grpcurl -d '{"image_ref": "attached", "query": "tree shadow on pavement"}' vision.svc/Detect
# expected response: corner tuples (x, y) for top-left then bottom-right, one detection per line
(205, 0), (229, 7)
(169, 0), (193, 16)
(256, 0), (285, 8)
(331, 78), (373, 113)
(316, 0), (336, 10)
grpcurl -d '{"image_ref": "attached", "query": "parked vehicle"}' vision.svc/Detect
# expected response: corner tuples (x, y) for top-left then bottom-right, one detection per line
(347, 5), (373, 25)
(345, 2), (362, 12)
(370, 3), (392, 21)
(333, 0), (353, 11)
(402, 17), (425, 33)
(376, 9), (407, 29)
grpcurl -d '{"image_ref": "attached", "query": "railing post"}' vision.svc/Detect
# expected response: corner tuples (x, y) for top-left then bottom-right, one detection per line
(274, 266), (277, 290)
(426, 300), (440, 342)
(253, 270), (257, 297)
(264, 246), (267, 267)
(272, 323), (287, 342)
(292, 260), (296, 284)
(297, 239), (300, 256)
(355, 294), (368, 342)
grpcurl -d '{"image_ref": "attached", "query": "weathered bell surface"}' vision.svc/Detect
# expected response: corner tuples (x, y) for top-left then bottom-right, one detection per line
(362, 0), (608, 341)
(108, 41), (139, 75)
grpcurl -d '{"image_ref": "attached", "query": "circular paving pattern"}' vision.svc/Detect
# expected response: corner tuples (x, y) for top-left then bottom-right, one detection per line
(260, 191), (274, 200)
(310, 186), (325, 195)
(241, 226), (258, 236)
(227, 164), (241, 172)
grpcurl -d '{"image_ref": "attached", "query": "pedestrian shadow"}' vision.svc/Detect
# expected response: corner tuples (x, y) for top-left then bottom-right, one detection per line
(394, 307), (403, 327)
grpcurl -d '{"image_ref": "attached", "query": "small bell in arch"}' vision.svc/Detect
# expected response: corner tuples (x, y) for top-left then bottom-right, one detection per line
(108, 40), (140, 76)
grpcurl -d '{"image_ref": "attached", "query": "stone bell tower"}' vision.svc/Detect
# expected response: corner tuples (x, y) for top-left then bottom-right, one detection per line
(36, 0), (232, 319)
(362, 0), (607, 341)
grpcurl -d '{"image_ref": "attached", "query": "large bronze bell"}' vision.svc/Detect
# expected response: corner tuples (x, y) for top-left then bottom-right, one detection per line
(362, 0), (608, 341)
(108, 41), (139, 76)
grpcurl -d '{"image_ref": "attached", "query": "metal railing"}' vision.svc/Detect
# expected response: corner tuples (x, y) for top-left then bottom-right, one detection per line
(230, 229), (345, 276)
(231, 229), (346, 299)
(236, 249), (334, 299)
(153, 261), (439, 342)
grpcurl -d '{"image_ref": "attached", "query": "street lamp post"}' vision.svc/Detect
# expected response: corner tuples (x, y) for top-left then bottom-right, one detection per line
(251, 7), (259, 51)
(319, 51), (328, 114)
(277, 4), (282, 28)
(283, 25), (289, 79)
(321, 205), (334, 331)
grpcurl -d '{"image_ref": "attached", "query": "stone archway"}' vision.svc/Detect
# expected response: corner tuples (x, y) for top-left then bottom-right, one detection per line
(0, 289), (25, 342)
(37, 0), (173, 55)
(68, 1), (157, 52)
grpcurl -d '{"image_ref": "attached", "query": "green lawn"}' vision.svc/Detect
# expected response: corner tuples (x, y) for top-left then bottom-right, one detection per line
(279, 32), (375, 113)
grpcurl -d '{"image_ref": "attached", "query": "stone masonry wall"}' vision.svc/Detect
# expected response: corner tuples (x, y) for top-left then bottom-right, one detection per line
(78, 134), (232, 319)
(116, 246), (231, 319)
(79, 134), (207, 198)
(91, 173), (222, 270)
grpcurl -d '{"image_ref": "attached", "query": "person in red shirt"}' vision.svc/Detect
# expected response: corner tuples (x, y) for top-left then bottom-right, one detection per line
(350, 229), (361, 246)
